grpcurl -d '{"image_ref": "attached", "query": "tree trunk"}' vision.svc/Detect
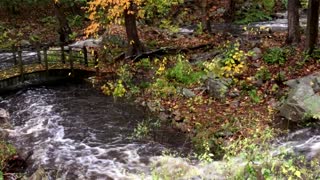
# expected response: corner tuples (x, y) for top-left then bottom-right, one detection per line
(305, 0), (320, 54)
(53, 0), (72, 44)
(224, 0), (235, 22)
(287, 0), (301, 44)
(124, 2), (144, 57)
(200, 0), (212, 33)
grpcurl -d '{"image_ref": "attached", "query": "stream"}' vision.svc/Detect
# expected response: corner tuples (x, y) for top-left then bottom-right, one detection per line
(0, 82), (191, 179)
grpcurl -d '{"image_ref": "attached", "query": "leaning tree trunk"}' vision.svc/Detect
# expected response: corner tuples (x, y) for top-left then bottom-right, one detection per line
(286, 0), (301, 44)
(124, 2), (144, 57)
(305, 0), (320, 54)
(53, 0), (72, 44)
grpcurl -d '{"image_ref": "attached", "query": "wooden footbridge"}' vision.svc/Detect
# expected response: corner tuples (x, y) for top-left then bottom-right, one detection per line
(0, 43), (102, 93)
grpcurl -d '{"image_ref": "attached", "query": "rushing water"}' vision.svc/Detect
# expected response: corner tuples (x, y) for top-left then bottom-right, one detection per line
(0, 51), (38, 70)
(0, 82), (191, 179)
(2, 82), (320, 179)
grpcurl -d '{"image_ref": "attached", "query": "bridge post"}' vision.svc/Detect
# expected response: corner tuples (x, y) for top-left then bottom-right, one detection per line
(36, 43), (41, 64)
(17, 46), (24, 81)
(44, 46), (48, 76)
(83, 46), (88, 67)
(12, 45), (17, 65)
(94, 50), (99, 76)
(68, 46), (74, 76)
(60, 44), (65, 64)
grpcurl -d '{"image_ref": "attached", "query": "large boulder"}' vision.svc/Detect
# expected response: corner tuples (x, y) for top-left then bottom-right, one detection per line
(206, 78), (230, 100)
(279, 72), (320, 122)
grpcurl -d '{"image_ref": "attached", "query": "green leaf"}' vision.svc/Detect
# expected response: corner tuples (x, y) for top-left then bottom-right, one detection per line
(294, 170), (301, 178)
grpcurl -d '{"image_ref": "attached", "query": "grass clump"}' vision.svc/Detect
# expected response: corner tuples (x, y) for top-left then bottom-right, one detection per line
(166, 55), (204, 85)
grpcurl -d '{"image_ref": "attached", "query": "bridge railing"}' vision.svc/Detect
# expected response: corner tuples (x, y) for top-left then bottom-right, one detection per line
(0, 44), (100, 80)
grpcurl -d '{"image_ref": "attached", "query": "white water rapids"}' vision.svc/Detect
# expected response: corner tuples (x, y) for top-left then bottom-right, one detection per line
(0, 84), (193, 179)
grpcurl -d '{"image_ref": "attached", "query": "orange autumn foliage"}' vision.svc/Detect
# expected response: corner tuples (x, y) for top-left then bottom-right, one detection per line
(86, 0), (144, 36)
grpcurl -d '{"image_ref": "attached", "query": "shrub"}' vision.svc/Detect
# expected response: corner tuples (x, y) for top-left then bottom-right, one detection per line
(166, 55), (204, 85)
(263, 47), (286, 65)
(101, 80), (126, 98)
(0, 141), (16, 170)
(255, 66), (271, 82)
(136, 58), (151, 69)
(203, 41), (251, 80)
(235, 0), (273, 24)
(149, 77), (177, 97)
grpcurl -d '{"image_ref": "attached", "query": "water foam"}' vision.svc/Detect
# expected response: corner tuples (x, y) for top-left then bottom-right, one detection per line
(3, 87), (165, 179)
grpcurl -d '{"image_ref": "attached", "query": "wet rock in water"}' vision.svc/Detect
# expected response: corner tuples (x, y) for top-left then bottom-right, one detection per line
(0, 129), (9, 139)
(0, 108), (11, 139)
(0, 108), (11, 129)
(206, 78), (230, 100)
(279, 72), (320, 122)
(28, 167), (49, 180)
(0, 108), (9, 120)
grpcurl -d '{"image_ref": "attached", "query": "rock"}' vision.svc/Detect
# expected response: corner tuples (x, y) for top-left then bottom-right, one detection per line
(252, 62), (261, 68)
(206, 78), (230, 100)
(253, 78), (264, 87)
(147, 101), (157, 112)
(279, 72), (320, 122)
(146, 101), (164, 112)
(228, 88), (240, 98)
(20, 40), (31, 47)
(0, 130), (9, 139)
(181, 88), (196, 98)
(158, 112), (169, 121)
(172, 110), (183, 122)
(0, 108), (11, 129)
(190, 50), (220, 63)
(69, 37), (102, 48)
(251, 47), (262, 60)
(152, 156), (200, 179)
(28, 167), (49, 180)
(249, 40), (262, 48)
(178, 28), (194, 35)
(0, 108), (9, 119)
(230, 100), (240, 108)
